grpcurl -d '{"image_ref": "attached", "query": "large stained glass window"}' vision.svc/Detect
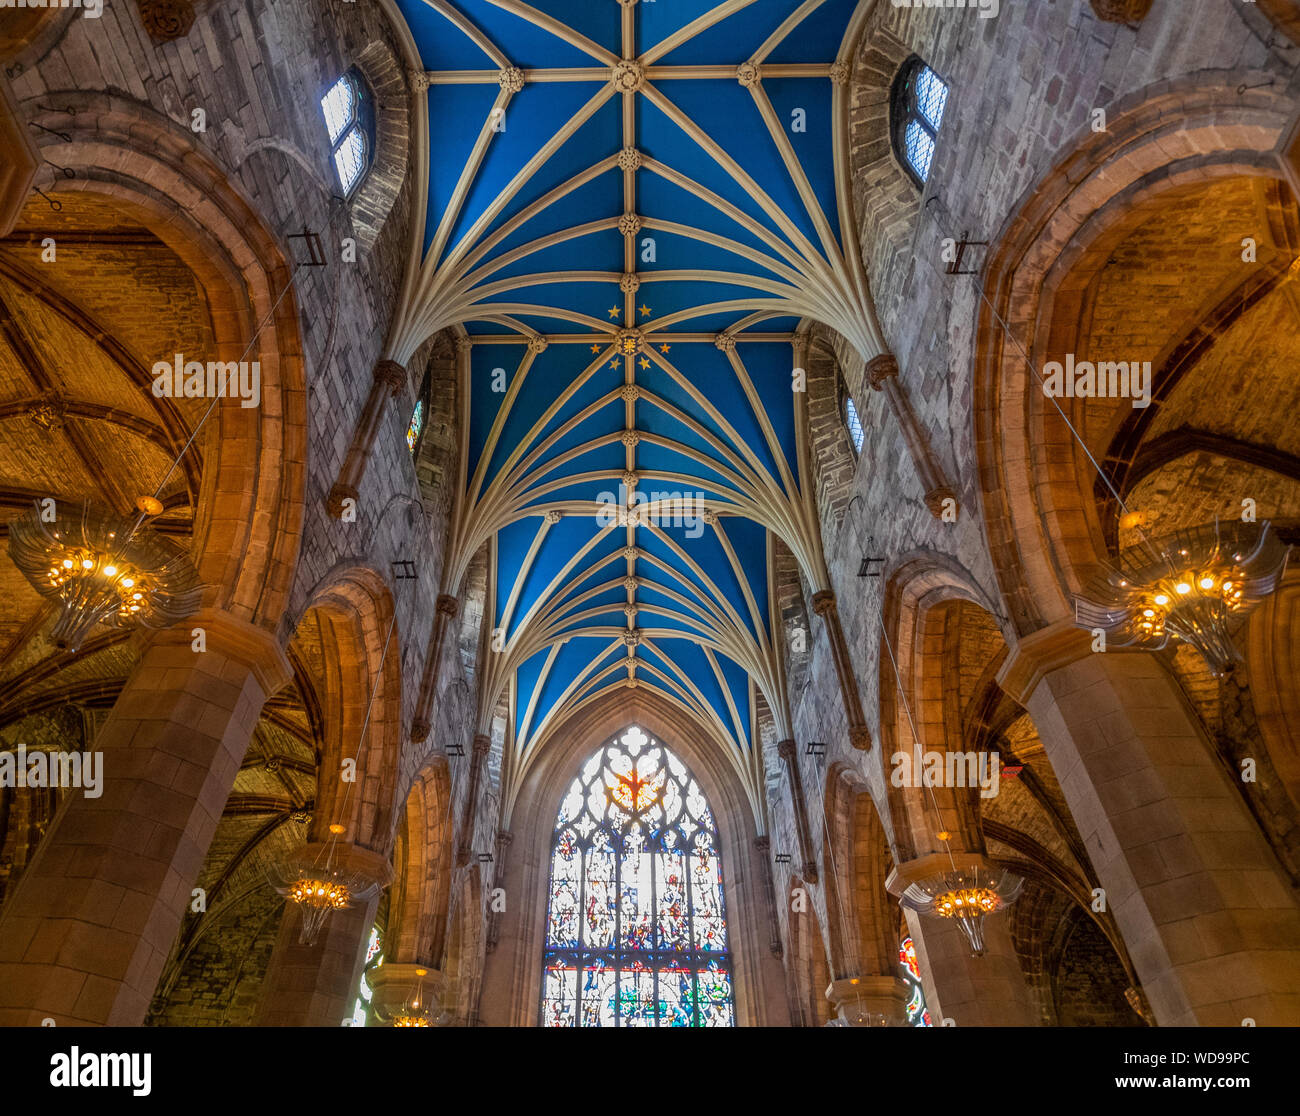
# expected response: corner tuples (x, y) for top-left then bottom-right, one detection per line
(540, 726), (735, 1027)
(348, 925), (384, 1027)
(899, 936), (932, 1027)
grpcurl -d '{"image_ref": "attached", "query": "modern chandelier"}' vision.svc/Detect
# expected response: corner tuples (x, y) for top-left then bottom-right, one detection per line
(7, 498), (202, 652)
(1074, 520), (1290, 676)
(268, 824), (384, 947)
(900, 866), (1025, 957)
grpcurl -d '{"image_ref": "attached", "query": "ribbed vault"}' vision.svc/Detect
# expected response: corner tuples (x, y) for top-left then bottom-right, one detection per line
(388, 0), (881, 815)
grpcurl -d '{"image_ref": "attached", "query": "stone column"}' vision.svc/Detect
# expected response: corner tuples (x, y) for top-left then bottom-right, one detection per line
(754, 836), (783, 958)
(0, 609), (290, 1026)
(411, 594), (460, 742)
(326, 359), (407, 518)
(827, 974), (909, 1026)
(485, 829), (512, 953)
(776, 739), (819, 884)
(255, 841), (392, 1027)
(456, 734), (492, 866)
(866, 353), (958, 520)
(810, 591), (872, 750)
(1000, 621), (1300, 1026)
(888, 852), (1038, 1026)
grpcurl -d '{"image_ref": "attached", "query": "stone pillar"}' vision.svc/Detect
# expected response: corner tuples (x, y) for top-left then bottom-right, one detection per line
(0, 609), (290, 1026)
(456, 734), (492, 866)
(754, 836), (783, 958)
(485, 830), (512, 953)
(899, 897), (1037, 1026)
(999, 622), (1300, 1026)
(827, 974), (909, 1026)
(326, 359), (407, 518)
(411, 594), (460, 742)
(866, 353), (958, 520)
(810, 591), (872, 750)
(256, 841), (392, 1027)
(776, 739), (819, 884)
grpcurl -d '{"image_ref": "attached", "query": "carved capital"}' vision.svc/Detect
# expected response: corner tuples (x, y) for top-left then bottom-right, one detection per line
(471, 733), (492, 759)
(810, 590), (837, 617)
(1089, 0), (1153, 22)
(326, 482), (359, 519)
(828, 60), (850, 86)
(776, 738), (797, 761)
(924, 485), (959, 520)
(848, 724), (873, 752)
(436, 593), (459, 618)
(408, 70), (431, 94)
(865, 352), (899, 391)
(137, 0), (195, 42)
(375, 359), (407, 396)
(411, 717), (431, 743)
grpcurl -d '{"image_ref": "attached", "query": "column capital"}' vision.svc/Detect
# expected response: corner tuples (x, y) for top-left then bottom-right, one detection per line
(436, 593), (460, 617)
(885, 851), (992, 898)
(753, 835), (771, 852)
(827, 975), (909, 1026)
(776, 737), (797, 761)
(495, 829), (513, 849)
(471, 733), (492, 758)
(810, 589), (837, 616)
(326, 482), (359, 519)
(865, 352), (899, 390)
(923, 484), (960, 520)
(146, 606), (291, 696)
(848, 724), (873, 751)
(995, 618), (1096, 706)
(293, 840), (394, 890)
(375, 359), (407, 397)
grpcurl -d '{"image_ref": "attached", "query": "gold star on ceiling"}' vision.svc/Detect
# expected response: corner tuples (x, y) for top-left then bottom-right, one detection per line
(638, 357), (650, 370)
(659, 343), (671, 353)
(608, 360), (619, 369)
(639, 304), (651, 318)
(607, 306), (621, 319)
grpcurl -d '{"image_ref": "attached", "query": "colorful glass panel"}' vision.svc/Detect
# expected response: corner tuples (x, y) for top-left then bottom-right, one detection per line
(899, 936), (932, 1027)
(540, 725), (736, 1026)
(406, 399), (425, 453)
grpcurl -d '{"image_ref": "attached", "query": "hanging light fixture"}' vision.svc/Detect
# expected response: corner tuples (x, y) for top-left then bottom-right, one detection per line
(269, 824), (384, 946)
(7, 499), (202, 652)
(1074, 520), (1290, 677)
(375, 967), (434, 1028)
(900, 865), (1024, 957)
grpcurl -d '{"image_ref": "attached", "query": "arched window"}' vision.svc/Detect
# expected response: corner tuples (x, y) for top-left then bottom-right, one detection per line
(349, 924), (384, 1026)
(320, 69), (376, 196)
(540, 726), (735, 1027)
(843, 389), (864, 455)
(406, 399), (425, 454)
(890, 58), (948, 185)
(899, 935), (932, 1027)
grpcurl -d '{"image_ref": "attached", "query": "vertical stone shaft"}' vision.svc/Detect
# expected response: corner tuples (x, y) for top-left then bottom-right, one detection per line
(777, 739), (819, 883)
(811, 591), (872, 750)
(866, 353), (958, 520)
(456, 734), (492, 865)
(411, 594), (460, 742)
(327, 359), (407, 517)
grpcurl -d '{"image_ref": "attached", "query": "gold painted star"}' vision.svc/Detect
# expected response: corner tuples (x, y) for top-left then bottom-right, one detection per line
(639, 304), (651, 318)
(607, 306), (621, 319)
(639, 357), (650, 370)
(659, 343), (671, 354)
(609, 359), (619, 369)
(590, 343), (601, 354)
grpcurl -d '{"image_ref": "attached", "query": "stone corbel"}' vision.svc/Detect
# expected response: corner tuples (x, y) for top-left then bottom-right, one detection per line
(327, 359), (408, 518)
(137, 0), (198, 42)
(826, 975), (909, 1026)
(866, 353), (959, 520)
(1089, 0), (1153, 23)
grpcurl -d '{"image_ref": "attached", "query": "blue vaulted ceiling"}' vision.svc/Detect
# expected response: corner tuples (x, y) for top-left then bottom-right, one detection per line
(391, 0), (874, 794)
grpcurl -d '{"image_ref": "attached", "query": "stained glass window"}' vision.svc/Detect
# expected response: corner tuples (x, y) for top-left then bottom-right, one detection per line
(348, 925), (383, 1027)
(844, 391), (864, 454)
(899, 935), (932, 1027)
(406, 399), (425, 454)
(320, 71), (374, 196)
(891, 59), (948, 185)
(540, 726), (735, 1027)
